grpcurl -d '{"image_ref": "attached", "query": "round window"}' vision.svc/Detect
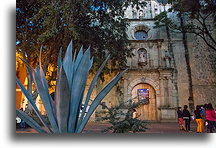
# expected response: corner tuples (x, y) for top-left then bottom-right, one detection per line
(134, 30), (148, 40)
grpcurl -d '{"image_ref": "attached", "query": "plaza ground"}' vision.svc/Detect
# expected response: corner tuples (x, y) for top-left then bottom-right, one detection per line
(16, 121), (214, 133)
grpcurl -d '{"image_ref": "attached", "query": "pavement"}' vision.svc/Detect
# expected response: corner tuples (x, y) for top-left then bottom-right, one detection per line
(16, 120), (214, 134)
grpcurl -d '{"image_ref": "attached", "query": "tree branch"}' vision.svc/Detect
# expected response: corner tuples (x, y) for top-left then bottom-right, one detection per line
(195, 32), (216, 51)
(202, 17), (216, 45)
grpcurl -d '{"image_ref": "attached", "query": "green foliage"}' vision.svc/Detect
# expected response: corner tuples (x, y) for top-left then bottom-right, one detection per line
(99, 101), (147, 133)
(154, 0), (216, 51)
(16, 41), (127, 133)
(16, 0), (146, 76)
(26, 110), (50, 127)
(154, 11), (178, 30)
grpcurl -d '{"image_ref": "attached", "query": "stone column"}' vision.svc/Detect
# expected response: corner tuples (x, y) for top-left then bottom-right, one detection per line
(157, 41), (163, 67)
(159, 76), (165, 107)
(159, 76), (169, 107)
(164, 50), (171, 68)
(159, 70), (176, 121)
(167, 76), (173, 107)
(158, 46), (161, 67)
(164, 76), (170, 107)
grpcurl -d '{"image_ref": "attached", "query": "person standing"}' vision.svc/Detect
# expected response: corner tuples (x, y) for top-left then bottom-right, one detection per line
(183, 105), (191, 132)
(194, 105), (203, 133)
(132, 109), (138, 119)
(177, 107), (186, 131)
(205, 103), (216, 133)
(19, 108), (25, 128)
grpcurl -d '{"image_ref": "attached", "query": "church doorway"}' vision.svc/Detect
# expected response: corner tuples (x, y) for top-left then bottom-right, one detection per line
(131, 83), (157, 120)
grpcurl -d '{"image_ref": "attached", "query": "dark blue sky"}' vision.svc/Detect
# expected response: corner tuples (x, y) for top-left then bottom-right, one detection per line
(157, 0), (168, 4)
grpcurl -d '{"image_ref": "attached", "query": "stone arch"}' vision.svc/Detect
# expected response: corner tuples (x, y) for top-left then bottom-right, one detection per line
(127, 77), (159, 99)
(131, 25), (152, 40)
(127, 77), (159, 120)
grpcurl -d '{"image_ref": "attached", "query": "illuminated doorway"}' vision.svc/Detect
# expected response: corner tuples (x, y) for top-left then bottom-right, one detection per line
(131, 83), (157, 120)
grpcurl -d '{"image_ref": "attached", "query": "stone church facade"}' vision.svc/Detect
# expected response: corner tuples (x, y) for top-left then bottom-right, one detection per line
(93, 0), (215, 122)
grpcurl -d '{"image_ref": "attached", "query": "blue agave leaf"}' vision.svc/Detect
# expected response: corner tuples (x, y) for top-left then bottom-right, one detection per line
(19, 58), (34, 83)
(78, 55), (110, 127)
(16, 110), (47, 133)
(33, 67), (59, 133)
(73, 47), (78, 62)
(17, 58), (53, 133)
(16, 77), (53, 133)
(55, 66), (70, 133)
(57, 47), (63, 74)
(39, 49), (57, 117)
(74, 45), (83, 71)
(76, 69), (127, 133)
(68, 47), (93, 133)
(63, 40), (74, 88)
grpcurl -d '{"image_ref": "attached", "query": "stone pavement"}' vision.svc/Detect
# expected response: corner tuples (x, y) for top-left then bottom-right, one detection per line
(16, 121), (213, 134)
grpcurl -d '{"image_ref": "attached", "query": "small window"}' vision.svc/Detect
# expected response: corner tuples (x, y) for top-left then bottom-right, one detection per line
(134, 31), (148, 40)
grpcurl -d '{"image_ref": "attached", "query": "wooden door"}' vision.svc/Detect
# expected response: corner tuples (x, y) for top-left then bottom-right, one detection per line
(131, 83), (156, 120)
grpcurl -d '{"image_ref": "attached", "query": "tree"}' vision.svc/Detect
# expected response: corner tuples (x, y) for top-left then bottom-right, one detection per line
(16, 0), (46, 110)
(155, 0), (216, 111)
(16, 0), (147, 72)
(16, 0), (146, 111)
(163, 0), (216, 51)
(175, 0), (215, 51)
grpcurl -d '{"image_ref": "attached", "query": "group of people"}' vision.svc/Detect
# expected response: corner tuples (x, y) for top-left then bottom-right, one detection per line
(177, 103), (216, 133)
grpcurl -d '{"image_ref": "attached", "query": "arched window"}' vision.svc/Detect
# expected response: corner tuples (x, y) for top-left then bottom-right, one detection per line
(134, 31), (148, 40)
(132, 25), (150, 40)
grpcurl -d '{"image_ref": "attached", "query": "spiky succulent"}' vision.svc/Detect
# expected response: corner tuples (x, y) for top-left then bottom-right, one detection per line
(16, 41), (127, 133)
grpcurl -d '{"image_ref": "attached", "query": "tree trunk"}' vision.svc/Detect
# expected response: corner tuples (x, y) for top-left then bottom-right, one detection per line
(179, 12), (194, 112)
(165, 23), (179, 108)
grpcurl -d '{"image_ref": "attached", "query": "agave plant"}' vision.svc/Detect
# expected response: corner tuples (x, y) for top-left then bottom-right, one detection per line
(16, 41), (127, 133)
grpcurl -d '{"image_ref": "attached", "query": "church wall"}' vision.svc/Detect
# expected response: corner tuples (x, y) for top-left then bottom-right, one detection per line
(89, 72), (120, 121)
(170, 33), (216, 108)
(189, 36), (216, 107)
(171, 40), (190, 107)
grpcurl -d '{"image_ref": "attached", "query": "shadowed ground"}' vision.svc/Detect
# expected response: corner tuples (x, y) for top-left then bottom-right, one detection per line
(16, 121), (214, 133)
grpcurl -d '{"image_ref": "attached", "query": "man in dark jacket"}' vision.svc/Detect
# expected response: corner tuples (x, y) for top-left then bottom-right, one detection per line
(182, 105), (191, 132)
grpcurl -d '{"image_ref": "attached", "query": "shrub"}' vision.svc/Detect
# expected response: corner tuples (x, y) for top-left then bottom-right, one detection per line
(99, 101), (147, 133)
